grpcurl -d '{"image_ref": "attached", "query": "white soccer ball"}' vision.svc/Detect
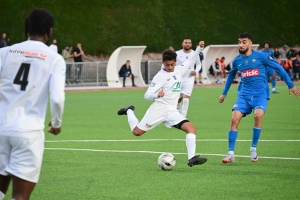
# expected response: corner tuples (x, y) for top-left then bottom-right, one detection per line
(158, 152), (176, 170)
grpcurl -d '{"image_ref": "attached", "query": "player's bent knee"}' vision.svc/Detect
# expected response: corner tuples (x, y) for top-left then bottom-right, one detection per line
(132, 127), (145, 136)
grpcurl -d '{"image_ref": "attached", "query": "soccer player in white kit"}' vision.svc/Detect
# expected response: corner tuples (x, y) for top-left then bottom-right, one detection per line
(117, 45), (207, 167)
(176, 38), (202, 117)
(0, 9), (65, 200)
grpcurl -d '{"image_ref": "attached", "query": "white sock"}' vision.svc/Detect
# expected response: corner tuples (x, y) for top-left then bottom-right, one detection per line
(250, 147), (256, 151)
(177, 101), (183, 113)
(272, 88), (276, 91)
(181, 98), (189, 117)
(127, 110), (139, 131)
(228, 151), (234, 155)
(186, 133), (196, 160)
(0, 191), (5, 200)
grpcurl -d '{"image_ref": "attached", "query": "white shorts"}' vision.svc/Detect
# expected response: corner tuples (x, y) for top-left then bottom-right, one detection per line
(138, 102), (187, 131)
(181, 77), (194, 96)
(0, 131), (45, 183)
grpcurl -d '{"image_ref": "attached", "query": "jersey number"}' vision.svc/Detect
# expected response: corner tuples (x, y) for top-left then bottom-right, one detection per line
(13, 63), (31, 91)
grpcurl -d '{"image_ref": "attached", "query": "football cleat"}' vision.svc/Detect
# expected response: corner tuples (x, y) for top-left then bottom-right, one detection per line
(250, 149), (258, 162)
(117, 105), (135, 115)
(222, 153), (235, 163)
(187, 155), (207, 167)
(272, 90), (279, 94)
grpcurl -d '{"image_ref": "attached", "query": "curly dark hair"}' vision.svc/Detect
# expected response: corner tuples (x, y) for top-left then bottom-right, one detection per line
(25, 8), (54, 39)
(162, 49), (177, 62)
(238, 32), (253, 41)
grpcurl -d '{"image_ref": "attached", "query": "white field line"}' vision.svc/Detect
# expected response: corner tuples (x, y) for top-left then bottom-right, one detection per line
(45, 139), (300, 142)
(44, 148), (300, 160)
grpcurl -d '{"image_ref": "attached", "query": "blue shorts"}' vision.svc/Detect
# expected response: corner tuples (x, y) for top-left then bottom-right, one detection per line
(266, 68), (275, 76)
(232, 95), (268, 116)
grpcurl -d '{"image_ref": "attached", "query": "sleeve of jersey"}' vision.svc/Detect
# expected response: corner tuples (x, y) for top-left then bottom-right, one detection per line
(49, 57), (66, 128)
(263, 55), (294, 89)
(222, 62), (238, 95)
(180, 46), (201, 74)
(144, 75), (164, 100)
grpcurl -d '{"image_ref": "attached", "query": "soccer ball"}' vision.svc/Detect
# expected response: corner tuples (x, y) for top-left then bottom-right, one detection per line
(158, 152), (176, 170)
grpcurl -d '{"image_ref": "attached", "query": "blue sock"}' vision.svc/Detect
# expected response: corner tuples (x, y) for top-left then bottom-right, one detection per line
(271, 79), (276, 89)
(228, 130), (238, 151)
(252, 127), (262, 147)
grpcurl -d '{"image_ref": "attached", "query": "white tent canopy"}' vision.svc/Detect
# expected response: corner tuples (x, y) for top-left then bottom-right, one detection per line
(106, 46), (146, 87)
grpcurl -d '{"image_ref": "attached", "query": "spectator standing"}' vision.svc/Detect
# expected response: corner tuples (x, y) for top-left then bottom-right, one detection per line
(62, 45), (73, 84)
(279, 45), (289, 59)
(0, 8), (65, 200)
(194, 41), (205, 84)
(292, 55), (300, 81)
(49, 39), (58, 52)
(119, 60), (136, 87)
(286, 45), (297, 59)
(73, 43), (84, 82)
(0, 33), (8, 48)
(274, 47), (281, 59)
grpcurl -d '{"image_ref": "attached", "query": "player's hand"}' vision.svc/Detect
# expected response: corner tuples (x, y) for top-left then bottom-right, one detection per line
(289, 86), (300, 97)
(48, 121), (61, 135)
(190, 71), (196, 76)
(158, 89), (165, 97)
(219, 95), (226, 103)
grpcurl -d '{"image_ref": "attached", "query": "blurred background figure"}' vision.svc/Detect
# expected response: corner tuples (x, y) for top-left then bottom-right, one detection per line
(49, 39), (58, 52)
(0, 32), (9, 48)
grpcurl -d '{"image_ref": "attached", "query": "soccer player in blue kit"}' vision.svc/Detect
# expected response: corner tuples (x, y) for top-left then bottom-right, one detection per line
(219, 32), (300, 163)
(261, 41), (279, 93)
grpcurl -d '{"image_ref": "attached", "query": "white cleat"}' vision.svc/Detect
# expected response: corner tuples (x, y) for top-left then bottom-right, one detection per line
(222, 153), (235, 163)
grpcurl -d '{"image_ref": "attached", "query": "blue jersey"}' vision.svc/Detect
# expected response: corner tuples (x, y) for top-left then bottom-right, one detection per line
(261, 49), (275, 59)
(222, 50), (294, 98)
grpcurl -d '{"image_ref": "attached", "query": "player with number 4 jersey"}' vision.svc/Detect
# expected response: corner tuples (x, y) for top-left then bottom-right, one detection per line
(0, 8), (65, 200)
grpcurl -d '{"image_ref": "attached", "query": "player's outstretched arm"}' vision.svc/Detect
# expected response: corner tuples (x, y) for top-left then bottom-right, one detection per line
(289, 86), (300, 97)
(219, 95), (226, 103)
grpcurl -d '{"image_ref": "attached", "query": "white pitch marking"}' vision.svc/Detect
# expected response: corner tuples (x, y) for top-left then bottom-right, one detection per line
(45, 139), (300, 142)
(44, 148), (300, 160)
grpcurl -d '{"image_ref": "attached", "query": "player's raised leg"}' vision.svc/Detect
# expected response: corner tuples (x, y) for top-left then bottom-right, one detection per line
(222, 110), (243, 163)
(118, 105), (146, 136)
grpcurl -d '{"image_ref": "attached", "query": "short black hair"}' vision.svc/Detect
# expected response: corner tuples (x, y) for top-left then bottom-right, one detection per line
(162, 49), (177, 62)
(263, 41), (271, 48)
(238, 32), (253, 41)
(25, 8), (54, 38)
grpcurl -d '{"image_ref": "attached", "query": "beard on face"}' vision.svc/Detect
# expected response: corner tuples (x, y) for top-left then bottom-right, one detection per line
(239, 47), (248, 55)
(183, 46), (191, 51)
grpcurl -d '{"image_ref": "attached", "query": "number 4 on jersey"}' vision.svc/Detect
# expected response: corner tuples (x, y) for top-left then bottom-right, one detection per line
(14, 63), (31, 91)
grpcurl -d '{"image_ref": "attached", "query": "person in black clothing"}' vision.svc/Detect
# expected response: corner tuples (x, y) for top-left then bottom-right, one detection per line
(119, 60), (136, 87)
(0, 32), (8, 48)
(73, 42), (84, 81)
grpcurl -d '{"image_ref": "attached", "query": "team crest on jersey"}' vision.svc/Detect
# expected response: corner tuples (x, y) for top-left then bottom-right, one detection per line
(173, 75), (177, 80)
(241, 68), (259, 78)
(244, 60), (248, 65)
(252, 59), (256, 63)
(150, 82), (156, 87)
(172, 82), (181, 92)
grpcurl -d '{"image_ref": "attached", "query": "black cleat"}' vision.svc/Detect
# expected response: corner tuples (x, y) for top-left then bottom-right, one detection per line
(117, 105), (135, 115)
(187, 155), (207, 167)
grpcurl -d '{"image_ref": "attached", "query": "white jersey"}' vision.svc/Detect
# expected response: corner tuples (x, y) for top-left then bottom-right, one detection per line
(0, 40), (65, 135)
(176, 49), (201, 83)
(49, 44), (58, 52)
(144, 47), (201, 107)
